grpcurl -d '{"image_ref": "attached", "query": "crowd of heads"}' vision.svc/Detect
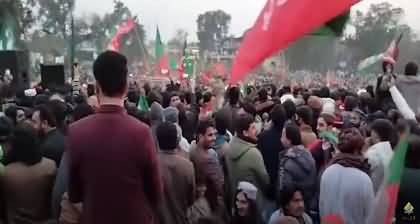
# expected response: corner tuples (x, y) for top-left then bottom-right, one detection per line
(0, 50), (419, 224)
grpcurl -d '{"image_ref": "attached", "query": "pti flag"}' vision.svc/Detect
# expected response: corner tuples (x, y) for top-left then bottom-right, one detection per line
(155, 27), (169, 74)
(366, 137), (409, 224)
(230, 0), (360, 84)
(108, 17), (136, 52)
(383, 33), (403, 65)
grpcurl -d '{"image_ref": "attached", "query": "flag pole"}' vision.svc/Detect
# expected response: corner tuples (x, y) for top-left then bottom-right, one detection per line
(70, 6), (75, 80)
(132, 16), (151, 73)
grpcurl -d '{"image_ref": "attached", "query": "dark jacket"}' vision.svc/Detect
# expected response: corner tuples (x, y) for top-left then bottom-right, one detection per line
(190, 145), (224, 211)
(157, 151), (195, 224)
(41, 128), (65, 167)
(278, 145), (317, 211)
(67, 105), (162, 224)
(257, 126), (284, 200)
(375, 75), (395, 112)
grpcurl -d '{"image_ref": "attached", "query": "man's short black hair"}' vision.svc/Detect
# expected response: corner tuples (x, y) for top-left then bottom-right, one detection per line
(319, 86), (330, 98)
(370, 119), (395, 142)
(7, 123), (42, 166)
(271, 104), (286, 130)
(283, 100), (296, 120)
(285, 124), (302, 146)
(227, 86), (240, 106)
(34, 104), (57, 127)
(72, 103), (94, 122)
(156, 122), (179, 151)
(296, 105), (313, 126)
(278, 183), (304, 212)
(93, 51), (128, 97)
(344, 96), (359, 112)
(197, 119), (215, 136)
(203, 92), (214, 104)
(235, 113), (254, 137)
(47, 100), (67, 127)
(214, 109), (231, 135)
(405, 62), (418, 76)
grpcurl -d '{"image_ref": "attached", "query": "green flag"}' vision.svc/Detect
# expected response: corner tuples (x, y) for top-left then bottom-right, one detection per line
(312, 12), (350, 36)
(137, 95), (149, 112)
(155, 27), (164, 60)
(366, 137), (410, 224)
(169, 57), (178, 71)
(184, 53), (194, 77)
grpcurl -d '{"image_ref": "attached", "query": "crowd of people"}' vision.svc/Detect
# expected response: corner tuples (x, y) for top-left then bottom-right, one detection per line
(0, 50), (419, 224)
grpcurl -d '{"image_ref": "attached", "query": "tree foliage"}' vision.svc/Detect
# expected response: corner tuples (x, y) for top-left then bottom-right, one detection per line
(196, 10), (231, 54)
(36, 0), (75, 38)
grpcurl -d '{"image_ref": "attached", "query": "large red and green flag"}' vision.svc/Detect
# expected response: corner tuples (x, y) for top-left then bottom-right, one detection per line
(155, 27), (169, 74)
(108, 17), (136, 52)
(367, 137), (410, 224)
(230, 0), (360, 84)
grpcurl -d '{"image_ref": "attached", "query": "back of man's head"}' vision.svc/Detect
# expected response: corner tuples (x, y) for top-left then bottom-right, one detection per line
(35, 104), (57, 128)
(93, 51), (128, 97)
(235, 113), (254, 137)
(156, 122), (179, 151)
(296, 105), (313, 126)
(405, 62), (418, 76)
(271, 104), (286, 130)
(370, 118), (394, 142)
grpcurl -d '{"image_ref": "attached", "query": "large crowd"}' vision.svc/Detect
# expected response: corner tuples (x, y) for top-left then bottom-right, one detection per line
(0, 51), (419, 224)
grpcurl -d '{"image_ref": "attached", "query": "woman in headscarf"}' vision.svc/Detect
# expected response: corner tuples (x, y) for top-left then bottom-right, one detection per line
(319, 128), (374, 224)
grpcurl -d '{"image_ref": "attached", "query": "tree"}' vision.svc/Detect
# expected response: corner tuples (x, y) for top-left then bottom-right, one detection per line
(0, 0), (36, 49)
(36, 0), (75, 38)
(343, 2), (406, 62)
(196, 10), (231, 54)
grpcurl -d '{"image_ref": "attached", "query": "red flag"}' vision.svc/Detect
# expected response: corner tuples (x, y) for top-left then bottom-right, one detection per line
(109, 17), (136, 52)
(159, 55), (169, 75)
(230, 0), (360, 84)
(383, 33), (403, 65)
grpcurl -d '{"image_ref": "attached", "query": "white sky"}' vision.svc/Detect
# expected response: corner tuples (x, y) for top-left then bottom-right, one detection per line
(75, 0), (420, 42)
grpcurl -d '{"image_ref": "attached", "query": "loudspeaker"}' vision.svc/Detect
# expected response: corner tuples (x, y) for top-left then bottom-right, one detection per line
(40, 64), (65, 89)
(0, 50), (30, 91)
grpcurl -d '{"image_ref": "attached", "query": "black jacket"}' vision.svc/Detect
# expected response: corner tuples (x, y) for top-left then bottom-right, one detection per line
(41, 128), (65, 167)
(257, 126), (284, 200)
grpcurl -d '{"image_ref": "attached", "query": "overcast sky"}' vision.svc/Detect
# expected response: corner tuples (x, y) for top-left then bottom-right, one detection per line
(75, 0), (420, 42)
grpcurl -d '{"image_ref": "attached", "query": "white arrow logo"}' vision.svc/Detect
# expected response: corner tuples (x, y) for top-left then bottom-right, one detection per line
(262, 0), (288, 31)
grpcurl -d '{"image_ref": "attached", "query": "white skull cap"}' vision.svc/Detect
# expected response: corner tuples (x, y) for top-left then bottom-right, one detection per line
(237, 181), (258, 201)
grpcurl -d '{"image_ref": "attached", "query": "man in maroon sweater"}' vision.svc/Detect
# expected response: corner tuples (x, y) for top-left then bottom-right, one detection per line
(67, 51), (162, 224)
